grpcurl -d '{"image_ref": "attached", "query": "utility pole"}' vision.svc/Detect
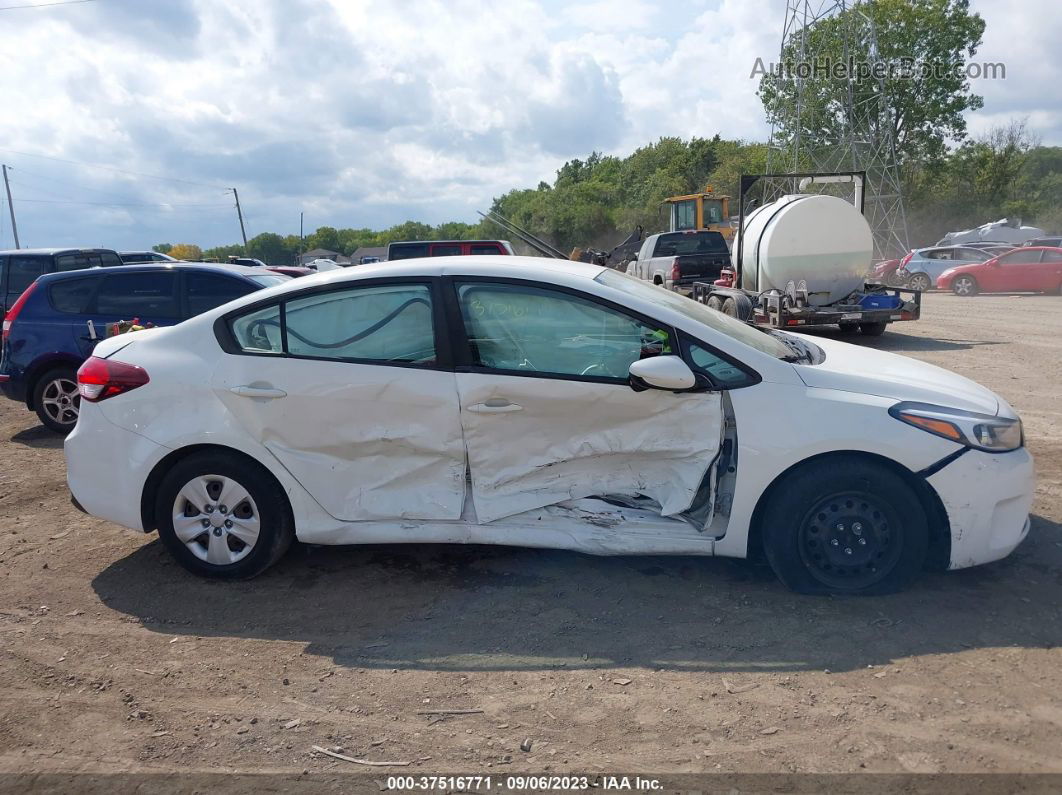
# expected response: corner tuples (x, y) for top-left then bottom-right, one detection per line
(232, 188), (248, 253)
(299, 211), (304, 265)
(2, 165), (20, 249)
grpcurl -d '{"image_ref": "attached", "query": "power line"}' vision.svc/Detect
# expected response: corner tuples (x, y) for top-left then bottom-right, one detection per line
(0, 148), (229, 189)
(0, 0), (97, 10)
(14, 198), (233, 208)
(9, 164), (215, 202)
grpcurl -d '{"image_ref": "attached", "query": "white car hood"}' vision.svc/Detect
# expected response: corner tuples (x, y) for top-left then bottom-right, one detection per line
(792, 334), (1000, 415)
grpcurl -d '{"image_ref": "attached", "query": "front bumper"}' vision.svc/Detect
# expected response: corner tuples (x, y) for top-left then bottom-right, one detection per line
(928, 446), (1035, 569)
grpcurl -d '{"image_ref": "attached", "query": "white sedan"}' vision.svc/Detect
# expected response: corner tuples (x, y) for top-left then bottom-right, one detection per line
(64, 257), (1035, 594)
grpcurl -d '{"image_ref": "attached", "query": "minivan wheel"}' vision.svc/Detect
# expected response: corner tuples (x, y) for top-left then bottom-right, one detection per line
(33, 368), (80, 434)
(155, 452), (294, 579)
(761, 456), (928, 595)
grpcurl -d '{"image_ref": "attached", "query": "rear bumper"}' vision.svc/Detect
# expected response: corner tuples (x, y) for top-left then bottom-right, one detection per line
(928, 447), (1035, 569)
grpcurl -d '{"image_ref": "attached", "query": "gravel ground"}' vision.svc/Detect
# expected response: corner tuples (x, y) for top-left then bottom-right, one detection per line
(0, 291), (1059, 780)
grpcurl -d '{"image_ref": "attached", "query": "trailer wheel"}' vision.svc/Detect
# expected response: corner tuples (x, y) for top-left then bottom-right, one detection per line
(721, 297), (738, 317)
(706, 295), (724, 312)
(838, 322), (859, 334)
(859, 321), (888, 337)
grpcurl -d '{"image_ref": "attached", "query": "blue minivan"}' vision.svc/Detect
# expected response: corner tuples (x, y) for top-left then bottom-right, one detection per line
(0, 263), (287, 433)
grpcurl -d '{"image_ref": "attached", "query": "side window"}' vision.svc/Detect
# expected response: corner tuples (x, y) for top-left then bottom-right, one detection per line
(6, 256), (46, 295)
(99, 251), (123, 267)
(389, 244), (428, 260)
(673, 199), (696, 230)
(231, 304), (283, 354)
(185, 273), (255, 317)
(284, 284), (435, 363)
(1000, 250), (1040, 265)
(470, 244), (502, 255)
(683, 336), (755, 389)
(1041, 250), (1062, 263)
(958, 248), (988, 261)
(49, 277), (98, 314)
(457, 282), (670, 379)
(95, 272), (180, 318)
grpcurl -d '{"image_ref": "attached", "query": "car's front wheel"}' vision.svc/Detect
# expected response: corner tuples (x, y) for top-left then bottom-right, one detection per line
(155, 452), (294, 579)
(952, 275), (978, 296)
(761, 456), (929, 594)
(33, 367), (80, 434)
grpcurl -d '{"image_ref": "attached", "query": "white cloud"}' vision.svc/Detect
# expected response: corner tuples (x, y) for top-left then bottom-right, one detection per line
(0, 0), (1055, 250)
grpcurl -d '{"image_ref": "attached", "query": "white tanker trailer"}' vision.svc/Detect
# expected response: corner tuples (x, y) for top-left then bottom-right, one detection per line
(691, 171), (921, 336)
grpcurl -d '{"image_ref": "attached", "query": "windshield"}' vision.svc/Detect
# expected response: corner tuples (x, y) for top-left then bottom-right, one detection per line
(595, 269), (795, 360)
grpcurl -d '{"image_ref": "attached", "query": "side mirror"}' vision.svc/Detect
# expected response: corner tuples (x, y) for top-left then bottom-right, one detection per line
(629, 355), (700, 392)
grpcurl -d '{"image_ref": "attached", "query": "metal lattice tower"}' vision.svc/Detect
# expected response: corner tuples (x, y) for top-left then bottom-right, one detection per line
(764, 0), (909, 258)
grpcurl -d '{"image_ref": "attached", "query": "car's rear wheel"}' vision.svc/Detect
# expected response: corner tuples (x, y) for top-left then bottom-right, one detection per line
(155, 452), (294, 579)
(761, 456), (928, 595)
(907, 272), (932, 292)
(33, 368), (80, 434)
(952, 275), (978, 296)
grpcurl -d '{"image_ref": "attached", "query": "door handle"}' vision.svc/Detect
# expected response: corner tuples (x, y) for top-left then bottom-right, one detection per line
(229, 385), (287, 399)
(467, 399), (523, 414)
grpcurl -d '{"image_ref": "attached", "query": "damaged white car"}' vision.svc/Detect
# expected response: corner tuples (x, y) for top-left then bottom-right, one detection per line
(65, 257), (1035, 594)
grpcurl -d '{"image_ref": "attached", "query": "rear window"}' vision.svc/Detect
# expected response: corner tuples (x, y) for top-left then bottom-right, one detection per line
(652, 232), (728, 257)
(388, 243), (429, 260)
(49, 277), (97, 314)
(120, 253), (153, 263)
(55, 251), (123, 271)
(470, 244), (503, 255)
(95, 272), (180, 318)
(430, 244), (462, 257)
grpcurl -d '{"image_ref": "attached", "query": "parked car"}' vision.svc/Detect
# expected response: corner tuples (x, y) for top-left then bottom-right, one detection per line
(387, 240), (515, 260)
(897, 245), (992, 291)
(936, 247), (1062, 296)
(1022, 236), (1062, 248)
(65, 258), (1032, 596)
(264, 266), (314, 278)
(119, 251), (179, 264)
(625, 230), (731, 291)
(0, 263), (287, 433)
(227, 256), (268, 268)
(869, 257), (903, 286)
(1, 248), (123, 323)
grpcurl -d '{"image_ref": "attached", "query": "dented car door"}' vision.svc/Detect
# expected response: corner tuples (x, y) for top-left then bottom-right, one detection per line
(449, 278), (725, 524)
(213, 280), (466, 522)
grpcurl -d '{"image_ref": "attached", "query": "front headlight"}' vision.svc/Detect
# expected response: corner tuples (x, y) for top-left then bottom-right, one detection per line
(889, 402), (1023, 453)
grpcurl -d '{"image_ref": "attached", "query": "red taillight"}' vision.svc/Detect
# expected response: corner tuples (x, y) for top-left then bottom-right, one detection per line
(670, 258), (680, 282)
(2, 281), (37, 344)
(899, 251), (914, 267)
(76, 356), (149, 402)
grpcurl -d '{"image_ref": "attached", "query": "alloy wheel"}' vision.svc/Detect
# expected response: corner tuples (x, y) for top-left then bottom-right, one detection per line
(954, 276), (976, 296)
(171, 475), (261, 566)
(40, 377), (80, 427)
(908, 273), (931, 292)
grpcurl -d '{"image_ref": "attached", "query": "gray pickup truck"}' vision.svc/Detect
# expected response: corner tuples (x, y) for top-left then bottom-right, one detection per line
(624, 230), (730, 292)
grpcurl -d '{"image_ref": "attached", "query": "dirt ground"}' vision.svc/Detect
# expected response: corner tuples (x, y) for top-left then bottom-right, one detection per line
(0, 292), (1060, 782)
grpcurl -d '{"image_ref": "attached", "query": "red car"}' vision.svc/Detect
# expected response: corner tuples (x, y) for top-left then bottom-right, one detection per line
(936, 246), (1062, 296)
(870, 256), (903, 285)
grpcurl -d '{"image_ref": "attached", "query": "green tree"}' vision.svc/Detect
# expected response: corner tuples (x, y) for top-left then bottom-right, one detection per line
(168, 243), (202, 261)
(760, 0), (986, 164)
(247, 232), (296, 266)
(152, 243), (172, 254)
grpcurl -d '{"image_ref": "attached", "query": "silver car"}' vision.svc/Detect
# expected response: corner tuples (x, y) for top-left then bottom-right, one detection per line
(900, 246), (992, 291)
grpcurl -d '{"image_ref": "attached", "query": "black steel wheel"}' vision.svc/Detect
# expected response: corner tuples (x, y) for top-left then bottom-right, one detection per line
(796, 491), (903, 591)
(760, 455), (929, 594)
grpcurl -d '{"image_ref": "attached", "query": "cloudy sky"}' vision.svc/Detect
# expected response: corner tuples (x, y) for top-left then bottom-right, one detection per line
(0, 0), (1055, 250)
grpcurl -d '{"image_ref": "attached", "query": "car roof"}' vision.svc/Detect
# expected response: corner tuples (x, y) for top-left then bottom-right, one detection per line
(119, 250), (167, 255)
(33, 261), (277, 283)
(276, 254), (603, 283)
(0, 247), (118, 256)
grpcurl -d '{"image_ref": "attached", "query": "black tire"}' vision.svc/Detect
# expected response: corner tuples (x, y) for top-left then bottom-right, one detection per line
(706, 295), (724, 312)
(907, 272), (932, 292)
(859, 321), (888, 337)
(838, 322), (860, 334)
(155, 451), (294, 579)
(760, 456), (928, 595)
(722, 297), (738, 317)
(952, 275), (978, 296)
(32, 367), (80, 434)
